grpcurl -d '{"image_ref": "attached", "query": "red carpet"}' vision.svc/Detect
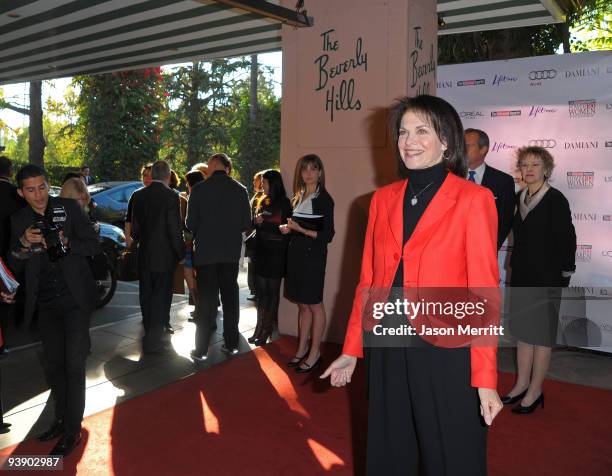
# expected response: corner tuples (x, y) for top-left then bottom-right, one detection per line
(2, 338), (611, 475)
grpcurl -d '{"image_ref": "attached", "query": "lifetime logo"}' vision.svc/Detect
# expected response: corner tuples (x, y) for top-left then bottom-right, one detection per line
(528, 139), (557, 148)
(529, 70), (557, 80)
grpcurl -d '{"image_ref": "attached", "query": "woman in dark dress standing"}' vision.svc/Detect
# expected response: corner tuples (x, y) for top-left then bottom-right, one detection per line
(503, 146), (576, 413)
(281, 155), (334, 373)
(250, 170), (292, 346)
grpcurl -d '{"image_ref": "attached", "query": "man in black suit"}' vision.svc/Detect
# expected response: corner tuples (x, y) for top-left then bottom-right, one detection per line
(130, 160), (184, 354)
(9, 165), (100, 456)
(465, 128), (516, 249)
(187, 153), (251, 361)
(80, 165), (95, 185)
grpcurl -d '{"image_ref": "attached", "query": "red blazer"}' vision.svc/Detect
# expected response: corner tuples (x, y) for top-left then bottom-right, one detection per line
(342, 173), (499, 389)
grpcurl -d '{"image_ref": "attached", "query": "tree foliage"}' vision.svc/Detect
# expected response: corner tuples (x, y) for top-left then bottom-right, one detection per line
(159, 59), (249, 175)
(438, 0), (611, 64)
(72, 68), (164, 181)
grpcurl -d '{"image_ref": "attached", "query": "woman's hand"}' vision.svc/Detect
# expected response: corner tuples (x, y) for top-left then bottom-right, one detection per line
(320, 354), (357, 387)
(253, 214), (264, 225)
(286, 218), (304, 233)
(478, 388), (503, 426)
(0, 292), (16, 304)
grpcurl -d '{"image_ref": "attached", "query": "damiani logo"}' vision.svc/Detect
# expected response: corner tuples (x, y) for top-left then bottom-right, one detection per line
(565, 141), (598, 149)
(491, 110), (521, 117)
(576, 245), (592, 262)
(565, 67), (599, 79)
(457, 79), (485, 86)
(567, 172), (594, 189)
(569, 99), (596, 118)
(573, 213), (597, 221)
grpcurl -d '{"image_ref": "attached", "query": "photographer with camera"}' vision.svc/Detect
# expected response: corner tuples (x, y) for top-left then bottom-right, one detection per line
(9, 165), (100, 457)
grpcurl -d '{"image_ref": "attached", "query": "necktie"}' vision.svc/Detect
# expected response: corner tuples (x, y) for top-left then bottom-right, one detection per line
(468, 170), (476, 183)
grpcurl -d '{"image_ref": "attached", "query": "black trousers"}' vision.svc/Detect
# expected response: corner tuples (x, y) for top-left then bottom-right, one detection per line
(366, 346), (487, 476)
(195, 263), (239, 354)
(38, 294), (90, 434)
(139, 269), (174, 351)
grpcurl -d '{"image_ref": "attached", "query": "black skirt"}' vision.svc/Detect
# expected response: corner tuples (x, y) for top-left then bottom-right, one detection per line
(284, 235), (328, 304)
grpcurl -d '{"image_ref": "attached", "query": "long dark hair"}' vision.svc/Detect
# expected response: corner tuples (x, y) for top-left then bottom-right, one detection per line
(259, 169), (288, 209)
(292, 154), (326, 207)
(390, 95), (467, 178)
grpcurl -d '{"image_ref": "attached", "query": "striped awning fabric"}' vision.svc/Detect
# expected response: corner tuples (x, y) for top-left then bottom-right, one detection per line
(438, 0), (565, 35)
(0, 0), (284, 85)
(0, 0), (566, 85)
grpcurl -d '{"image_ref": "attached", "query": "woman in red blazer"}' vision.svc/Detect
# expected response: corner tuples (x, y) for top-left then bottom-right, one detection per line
(322, 95), (503, 475)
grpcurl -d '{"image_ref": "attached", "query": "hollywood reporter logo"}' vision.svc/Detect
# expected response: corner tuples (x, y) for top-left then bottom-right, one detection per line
(576, 245), (592, 263)
(528, 139), (556, 148)
(529, 70), (557, 80)
(567, 172), (594, 189)
(569, 99), (596, 118)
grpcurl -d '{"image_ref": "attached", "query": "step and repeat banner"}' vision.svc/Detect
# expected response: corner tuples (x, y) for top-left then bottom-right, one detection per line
(438, 51), (612, 351)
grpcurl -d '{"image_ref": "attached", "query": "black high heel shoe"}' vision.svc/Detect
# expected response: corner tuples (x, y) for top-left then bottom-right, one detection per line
(287, 351), (308, 367)
(501, 389), (528, 405)
(295, 355), (321, 374)
(511, 393), (544, 414)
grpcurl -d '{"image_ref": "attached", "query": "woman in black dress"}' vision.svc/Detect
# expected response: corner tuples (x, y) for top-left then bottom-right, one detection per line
(281, 155), (334, 373)
(503, 146), (576, 413)
(250, 170), (291, 346)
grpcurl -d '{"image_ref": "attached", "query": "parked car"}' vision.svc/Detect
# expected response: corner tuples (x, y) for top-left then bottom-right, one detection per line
(95, 223), (126, 307)
(87, 181), (142, 228)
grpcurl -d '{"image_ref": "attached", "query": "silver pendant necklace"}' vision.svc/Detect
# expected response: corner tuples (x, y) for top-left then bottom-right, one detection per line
(408, 181), (434, 206)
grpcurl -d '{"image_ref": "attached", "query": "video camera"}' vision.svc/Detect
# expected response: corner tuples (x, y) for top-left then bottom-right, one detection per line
(31, 206), (70, 262)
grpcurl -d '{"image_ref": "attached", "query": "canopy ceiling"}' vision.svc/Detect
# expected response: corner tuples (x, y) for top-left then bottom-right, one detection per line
(0, 0), (566, 85)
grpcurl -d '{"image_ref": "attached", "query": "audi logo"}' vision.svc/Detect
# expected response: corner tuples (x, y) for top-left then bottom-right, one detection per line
(529, 139), (557, 148)
(529, 70), (557, 80)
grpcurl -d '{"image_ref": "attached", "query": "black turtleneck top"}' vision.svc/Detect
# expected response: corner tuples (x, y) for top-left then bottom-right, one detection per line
(392, 161), (449, 288)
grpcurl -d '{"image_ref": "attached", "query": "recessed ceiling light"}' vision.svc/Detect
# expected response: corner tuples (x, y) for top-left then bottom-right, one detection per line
(7, 12), (21, 18)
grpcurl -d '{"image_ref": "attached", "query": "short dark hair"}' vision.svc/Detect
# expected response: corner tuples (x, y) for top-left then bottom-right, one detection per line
(185, 170), (205, 188)
(16, 164), (47, 188)
(151, 160), (171, 181)
(80, 165), (90, 171)
(464, 128), (490, 149)
(209, 153), (232, 173)
(390, 95), (467, 178)
(0, 156), (12, 177)
(260, 169), (288, 206)
(62, 172), (82, 184)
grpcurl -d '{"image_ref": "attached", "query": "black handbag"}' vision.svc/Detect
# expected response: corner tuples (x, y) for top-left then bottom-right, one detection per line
(115, 242), (139, 281)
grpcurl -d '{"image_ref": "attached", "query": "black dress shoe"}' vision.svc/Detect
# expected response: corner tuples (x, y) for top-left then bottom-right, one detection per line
(511, 393), (544, 414)
(50, 432), (82, 457)
(37, 421), (64, 441)
(0, 422), (12, 434)
(190, 349), (208, 362)
(221, 344), (238, 355)
(164, 324), (174, 334)
(501, 389), (528, 405)
(295, 355), (321, 374)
